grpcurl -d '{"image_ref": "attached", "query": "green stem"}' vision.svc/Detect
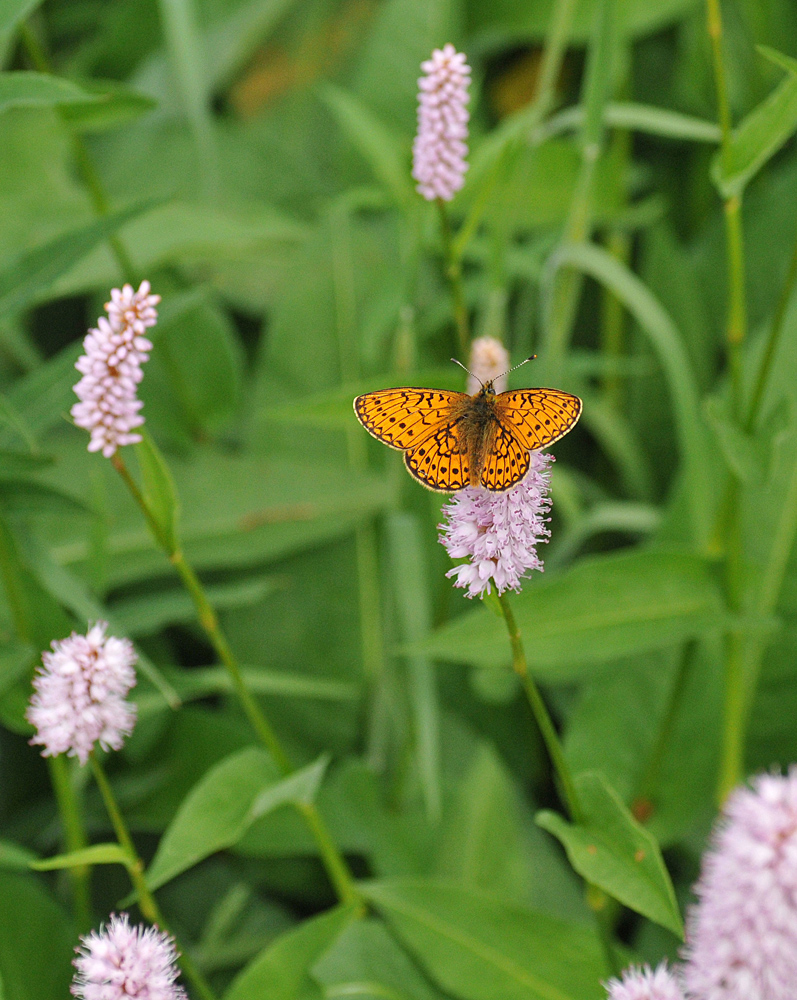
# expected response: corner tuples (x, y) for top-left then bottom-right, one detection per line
(496, 592), (621, 975)
(437, 199), (470, 357)
(717, 631), (746, 803)
(17, 22), (138, 284)
(89, 753), (217, 1000)
(110, 453), (361, 907)
(497, 592), (582, 822)
(745, 230), (797, 431)
(48, 756), (92, 932)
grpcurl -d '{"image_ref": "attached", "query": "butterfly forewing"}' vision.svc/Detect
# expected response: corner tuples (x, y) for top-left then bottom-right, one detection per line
(479, 421), (530, 491)
(496, 388), (582, 451)
(404, 423), (470, 492)
(354, 388), (466, 451)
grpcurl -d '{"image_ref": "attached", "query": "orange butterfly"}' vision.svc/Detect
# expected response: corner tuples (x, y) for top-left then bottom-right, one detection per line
(354, 358), (582, 493)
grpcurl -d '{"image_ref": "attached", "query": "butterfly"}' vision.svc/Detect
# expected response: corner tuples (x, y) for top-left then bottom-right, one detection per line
(353, 357), (582, 493)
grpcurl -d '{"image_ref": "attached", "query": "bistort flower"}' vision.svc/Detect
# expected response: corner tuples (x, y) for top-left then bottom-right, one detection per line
(71, 280), (159, 457)
(72, 914), (186, 1000)
(438, 451), (552, 598)
(604, 964), (685, 1000)
(27, 622), (137, 765)
(412, 43), (471, 201)
(683, 769), (797, 1000)
(466, 336), (510, 395)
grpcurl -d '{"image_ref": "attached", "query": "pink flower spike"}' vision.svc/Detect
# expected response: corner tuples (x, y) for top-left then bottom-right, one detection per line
(71, 914), (186, 1000)
(412, 43), (471, 201)
(71, 280), (160, 457)
(683, 768), (797, 1000)
(466, 336), (510, 395)
(27, 622), (137, 765)
(604, 963), (686, 1000)
(438, 451), (552, 598)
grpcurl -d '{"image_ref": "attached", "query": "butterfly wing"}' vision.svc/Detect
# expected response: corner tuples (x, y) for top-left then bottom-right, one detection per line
(404, 421), (470, 492)
(496, 388), (582, 451)
(354, 388), (466, 451)
(479, 420), (530, 491)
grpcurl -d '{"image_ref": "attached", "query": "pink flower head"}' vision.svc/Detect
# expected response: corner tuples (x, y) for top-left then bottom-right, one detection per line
(683, 769), (797, 1000)
(412, 43), (471, 201)
(604, 964), (685, 1000)
(467, 336), (510, 395)
(27, 622), (137, 765)
(438, 451), (552, 598)
(72, 914), (186, 1000)
(71, 280), (160, 457)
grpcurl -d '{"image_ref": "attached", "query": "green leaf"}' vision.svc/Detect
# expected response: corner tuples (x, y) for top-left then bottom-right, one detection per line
(321, 84), (414, 208)
(146, 748), (329, 891)
(0, 199), (160, 321)
(0, 839), (37, 870)
(758, 45), (797, 77)
(711, 67), (797, 199)
(0, 72), (101, 113)
(0, 872), (74, 999)
(0, 0), (43, 34)
(30, 842), (131, 872)
(418, 550), (725, 681)
(536, 772), (683, 938)
(224, 904), (361, 1000)
(544, 101), (721, 144)
(363, 881), (606, 1000)
(135, 430), (180, 552)
(703, 396), (762, 482)
(60, 79), (157, 132)
(0, 641), (34, 698)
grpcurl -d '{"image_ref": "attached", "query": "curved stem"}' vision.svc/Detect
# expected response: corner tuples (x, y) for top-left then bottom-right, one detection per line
(110, 452), (361, 907)
(89, 753), (217, 1000)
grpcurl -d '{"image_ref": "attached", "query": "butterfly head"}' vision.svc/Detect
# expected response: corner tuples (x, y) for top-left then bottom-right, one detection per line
(481, 380), (497, 398)
(451, 355), (537, 398)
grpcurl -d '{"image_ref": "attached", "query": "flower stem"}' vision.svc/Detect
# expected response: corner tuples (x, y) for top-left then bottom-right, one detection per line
(110, 452), (361, 907)
(497, 592), (582, 823)
(89, 752), (217, 1000)
(48, 756), (92, 932)
(437, 198), (470, 357)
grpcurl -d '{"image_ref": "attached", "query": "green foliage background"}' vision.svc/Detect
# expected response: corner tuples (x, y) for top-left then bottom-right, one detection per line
(2, 0), (797, 995)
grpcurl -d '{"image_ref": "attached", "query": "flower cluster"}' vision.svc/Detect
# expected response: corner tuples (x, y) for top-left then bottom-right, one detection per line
(438, 451), (552, 598)
(72, 914), (186, 1000)
(27, 622), (137, 765)
(466, 336), (510, 395)
(683, 768), (797, 1000)
(412, 43), (471, 202)
(605, 964), (685, 1000)
(71, 280), (159, 457)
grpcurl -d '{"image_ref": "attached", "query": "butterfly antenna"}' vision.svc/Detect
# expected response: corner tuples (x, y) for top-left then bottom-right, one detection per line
(493, 354), (537, 384)
(450, 357), (484, 389)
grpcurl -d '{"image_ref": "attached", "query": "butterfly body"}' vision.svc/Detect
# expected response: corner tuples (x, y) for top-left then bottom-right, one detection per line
(354, 377), (581, 494)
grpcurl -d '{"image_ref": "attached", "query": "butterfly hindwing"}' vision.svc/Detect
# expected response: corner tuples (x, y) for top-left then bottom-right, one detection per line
(480, 420), (530, 491)
(404, 422), (470, 492)
(354, 388), (466, 451)
(496, 388), (582, 451)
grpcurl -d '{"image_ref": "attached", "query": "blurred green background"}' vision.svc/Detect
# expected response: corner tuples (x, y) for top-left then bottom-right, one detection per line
(3, 0), (797, 996)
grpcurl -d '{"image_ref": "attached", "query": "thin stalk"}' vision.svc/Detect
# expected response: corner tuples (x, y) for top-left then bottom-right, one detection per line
(745, 231), (797, 431)
(496, 592), (621, 976)
(48, 756), (92, 932)
(89, 753), (217, 1000)
(18, 22), (138, 283)
(110, 452), (360, 906)
(437, 199), (470, 356)
(717, 631), (746, 802)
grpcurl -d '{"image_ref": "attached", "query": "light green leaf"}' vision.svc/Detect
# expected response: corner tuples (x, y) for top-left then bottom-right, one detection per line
(146, 748), (329, 891)
(711, 67), (797, 199)
(0, 72), (100, 113)
(135, 430), (180, 552)
(0, 199), (160, 321)
(536, 772), (683, 937)
(60, 79), (157, 132)
(758, 45), (797, 77)
(225, 904), (361, 1000)
(0, 839), (36, 870)
(0, 0), (42, 34)
(321, 84), (414, 208)
(31, 843), (131, 872)
(418, 550), (725, 680)
(544, 101), (721, 144)
(703, 396), (762, 482)
(363, 881), (606, 1000)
